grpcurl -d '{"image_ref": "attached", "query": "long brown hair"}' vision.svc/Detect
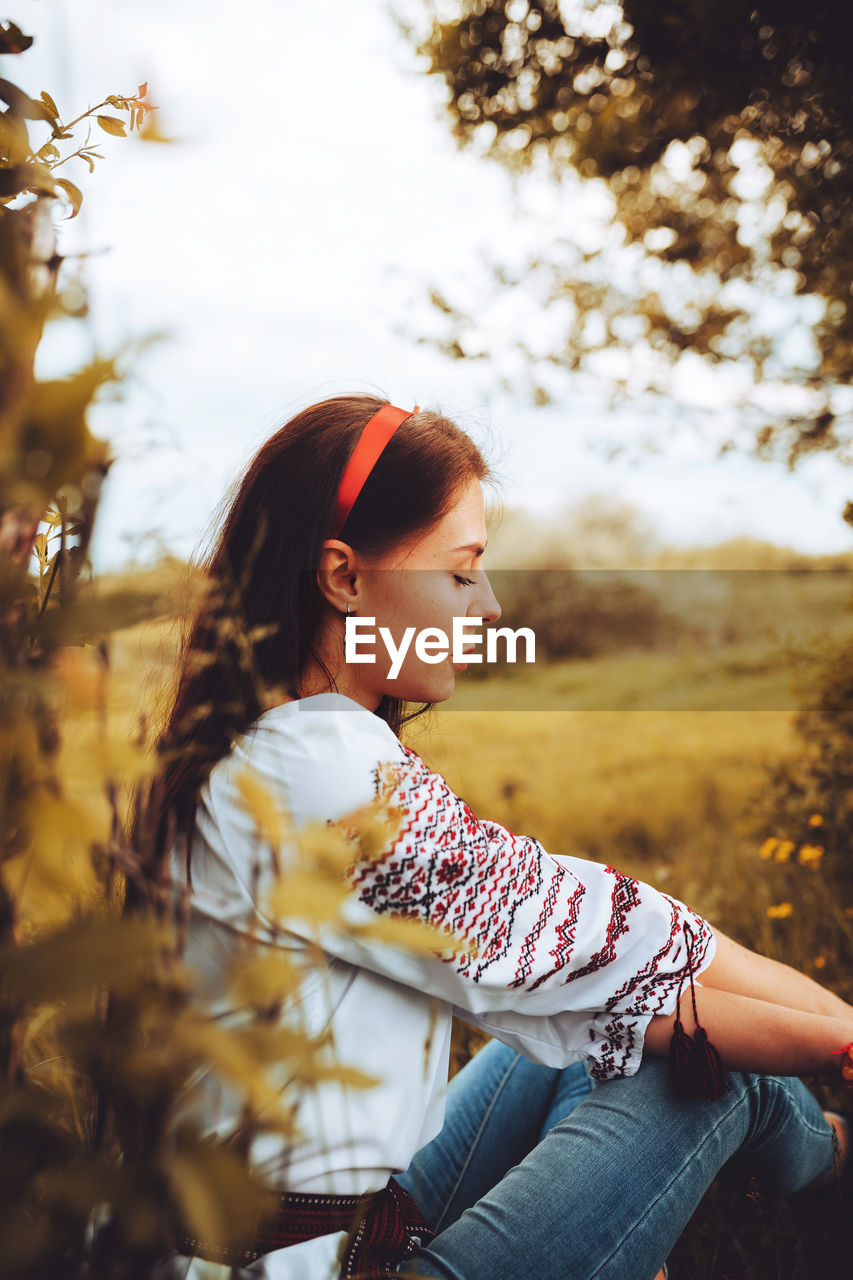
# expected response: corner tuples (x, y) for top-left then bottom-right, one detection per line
(134, 394), (492, 893)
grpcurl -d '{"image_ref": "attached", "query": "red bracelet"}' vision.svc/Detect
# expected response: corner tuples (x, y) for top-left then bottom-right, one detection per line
(832, 1042), (853, 1055)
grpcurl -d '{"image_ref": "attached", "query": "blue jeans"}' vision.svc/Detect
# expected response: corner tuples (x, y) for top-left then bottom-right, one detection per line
(396, 1038), (838, 1280)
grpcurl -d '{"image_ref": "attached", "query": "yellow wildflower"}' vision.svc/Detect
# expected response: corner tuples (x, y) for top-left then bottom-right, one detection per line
(759, 837), (779, 860)
(775, 840), (795, 863)
(766, 902), (794, 920)
(808, 813), (824, 827)
(797, 843), (825, 868)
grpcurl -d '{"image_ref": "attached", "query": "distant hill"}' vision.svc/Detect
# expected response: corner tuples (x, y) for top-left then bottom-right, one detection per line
(485, 496), (853, 571)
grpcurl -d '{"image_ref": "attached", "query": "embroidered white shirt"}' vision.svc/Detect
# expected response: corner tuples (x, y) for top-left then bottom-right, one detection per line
(162, 691), (715, 1279)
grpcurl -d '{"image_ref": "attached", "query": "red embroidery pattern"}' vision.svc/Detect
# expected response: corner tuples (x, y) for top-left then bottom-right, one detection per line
(561, 867), (640, 983)
(350, 745), (564, 983)
(603, 896), (684, 1014)
(348, 743), (713, 1080)
(589, 1015), (640, 1080)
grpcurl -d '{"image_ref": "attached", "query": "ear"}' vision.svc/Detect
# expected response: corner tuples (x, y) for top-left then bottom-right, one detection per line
(316, 539), (361, 615)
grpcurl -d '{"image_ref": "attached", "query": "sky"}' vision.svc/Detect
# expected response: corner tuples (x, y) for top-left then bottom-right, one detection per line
(10, 0), (853, 569)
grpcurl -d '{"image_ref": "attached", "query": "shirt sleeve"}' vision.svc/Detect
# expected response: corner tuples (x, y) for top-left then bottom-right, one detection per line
(344, 742), (715, 1078)
(257, 720), (716, 1081)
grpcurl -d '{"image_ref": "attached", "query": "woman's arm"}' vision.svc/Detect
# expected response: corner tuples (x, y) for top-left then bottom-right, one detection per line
(642, 926), (853, 1080)
(244, 717), (853, 1085)
(698, 928), (853, 1023)
(643, 984), (852, 1078)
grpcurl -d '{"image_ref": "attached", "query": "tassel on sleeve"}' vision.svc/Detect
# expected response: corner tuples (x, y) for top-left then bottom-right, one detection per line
(668, 922), (733, 1102)
(691, 1024), (733, 1099)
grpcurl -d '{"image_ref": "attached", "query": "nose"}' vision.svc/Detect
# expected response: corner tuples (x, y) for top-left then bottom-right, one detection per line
(475, 570), (501, 625)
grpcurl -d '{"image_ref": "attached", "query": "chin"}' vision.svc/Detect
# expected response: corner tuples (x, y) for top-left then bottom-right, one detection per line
(385, 671), (456, 705)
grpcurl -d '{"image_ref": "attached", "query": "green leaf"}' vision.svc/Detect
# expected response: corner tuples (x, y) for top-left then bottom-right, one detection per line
(54, 178), (83, 220)
(96, 114), (127, 137)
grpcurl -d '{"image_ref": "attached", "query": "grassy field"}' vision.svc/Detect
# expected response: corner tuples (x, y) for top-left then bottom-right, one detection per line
(100, 569), (853, 1280)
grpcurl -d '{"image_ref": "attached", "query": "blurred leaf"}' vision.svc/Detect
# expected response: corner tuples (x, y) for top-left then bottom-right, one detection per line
(0, 164), (36, 197)
(267, 871), (350, 928)
(228, 949), (296, 1011)
(138, 114), (174, 144)
(96, 114), (127, 138)
(350, 912), (448, 955)
(169, 1139), (276, 1248)
(234, 768), (291, 850)
(39, 90), (59, 121)
(33, 584), (172, 646)
(34, 141), (60, 163)
(0, 111), (30, 166)
(53, 178), (83, 220)
(310, 1061), (378, 1089)
(0, 76), (52, 121)
(0, 917), (173, 1011)
(5, 358), (116, 511)
(0, 21), (33, 54)
(297, 818), (356, 874)
(0, 1084), (74, 1177)
(39, 1157), (120, 1218)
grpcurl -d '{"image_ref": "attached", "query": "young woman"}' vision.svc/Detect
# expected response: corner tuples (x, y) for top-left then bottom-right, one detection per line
(149, 395), (853, 1280)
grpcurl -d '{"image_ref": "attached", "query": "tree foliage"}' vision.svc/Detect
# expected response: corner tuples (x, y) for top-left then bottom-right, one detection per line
(412, 0), (853, 468)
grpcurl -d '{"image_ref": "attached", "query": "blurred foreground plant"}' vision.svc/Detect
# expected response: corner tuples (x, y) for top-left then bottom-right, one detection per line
(0, 26), (436, 1279)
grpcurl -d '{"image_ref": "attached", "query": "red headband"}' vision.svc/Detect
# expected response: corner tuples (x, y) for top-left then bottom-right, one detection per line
(327, 402), (420, 539)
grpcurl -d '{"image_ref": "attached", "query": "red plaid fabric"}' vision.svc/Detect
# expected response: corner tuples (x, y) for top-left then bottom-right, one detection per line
(175, 1175), (435, 1278)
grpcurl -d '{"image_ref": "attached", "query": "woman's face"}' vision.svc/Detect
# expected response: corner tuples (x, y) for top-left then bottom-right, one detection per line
(328, 477), (502, 709)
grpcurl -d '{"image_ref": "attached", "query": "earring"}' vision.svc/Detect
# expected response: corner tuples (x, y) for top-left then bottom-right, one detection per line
(345, 604), (352, 617)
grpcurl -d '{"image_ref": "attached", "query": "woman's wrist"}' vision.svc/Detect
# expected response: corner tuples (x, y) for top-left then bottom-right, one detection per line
(833, 1041), (853, 1084)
